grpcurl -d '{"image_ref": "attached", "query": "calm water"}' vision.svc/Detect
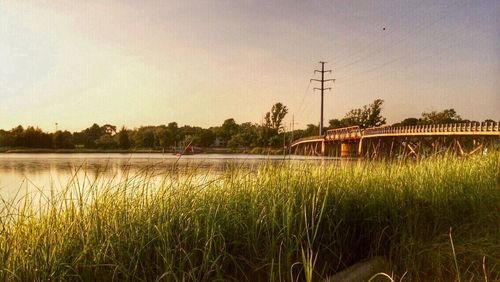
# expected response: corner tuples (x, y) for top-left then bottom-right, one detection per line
(0, 153), (337, 201)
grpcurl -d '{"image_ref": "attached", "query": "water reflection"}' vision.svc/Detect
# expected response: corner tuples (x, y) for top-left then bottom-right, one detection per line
(0, 153), (340, 202)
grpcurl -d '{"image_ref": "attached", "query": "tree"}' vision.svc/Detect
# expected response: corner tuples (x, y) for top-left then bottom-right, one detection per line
(394, 117), (420, 127)
(95, 134), (118, 149)
(101, 124), (117, 135)
(154, 126), (171, 148)
(265, 102), (288, 131)
(198, 129), (216, 147)
(342, 99), (386, 128)
(305, 124), (319, 137)
(80, 123), (103, 148)
(219, 118), (240, 143)
(167, 122), (179, 143)
(328, 119), (346, 129)
(53, 130), (74, 149)
(366, 99), (386, 127)
(421, 109), (462, 124)
(135, 127), (155, 148)
(118, 127), (131, 149)
(238, 122), (259, 147)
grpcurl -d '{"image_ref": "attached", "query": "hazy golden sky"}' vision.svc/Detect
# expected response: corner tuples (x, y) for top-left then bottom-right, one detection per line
(0, 0), (498, 131)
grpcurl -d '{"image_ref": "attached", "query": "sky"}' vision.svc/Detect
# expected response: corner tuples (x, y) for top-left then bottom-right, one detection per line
(0, 0), (498, 132)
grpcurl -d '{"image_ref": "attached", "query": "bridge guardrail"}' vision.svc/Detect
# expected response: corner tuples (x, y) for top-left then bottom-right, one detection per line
(292, 122), (499, 147)
(363, 121), (499, 136)
(290, 135), (325, 146)
(325, 126), (362, 141)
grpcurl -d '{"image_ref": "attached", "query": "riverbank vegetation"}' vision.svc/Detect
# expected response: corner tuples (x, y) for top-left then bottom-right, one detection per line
(1, 100), (492, 152)
(0, 153), (498, 281)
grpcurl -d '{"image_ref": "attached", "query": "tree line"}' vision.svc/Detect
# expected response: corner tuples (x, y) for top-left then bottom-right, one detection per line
(0, 103), (290, 150)
(0, 100), (495, 150)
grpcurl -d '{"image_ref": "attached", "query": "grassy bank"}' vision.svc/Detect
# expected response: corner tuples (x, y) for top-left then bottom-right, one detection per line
(0, 154), (499, 281)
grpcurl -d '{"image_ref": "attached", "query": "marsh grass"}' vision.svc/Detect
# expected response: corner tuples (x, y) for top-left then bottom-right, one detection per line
(0, 153), (499, 281)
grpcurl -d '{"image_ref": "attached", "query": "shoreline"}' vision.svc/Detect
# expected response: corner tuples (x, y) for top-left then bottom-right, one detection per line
(0, 147), (285, 155)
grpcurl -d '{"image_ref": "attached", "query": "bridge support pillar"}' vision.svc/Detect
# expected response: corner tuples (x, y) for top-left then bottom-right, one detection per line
(321, 141), (326, 156)
(341, 142), (351, 158)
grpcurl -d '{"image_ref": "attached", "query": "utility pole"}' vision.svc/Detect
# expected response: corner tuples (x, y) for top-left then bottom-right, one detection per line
(289, 114), (298, 157)
(311, 61), (335, 136)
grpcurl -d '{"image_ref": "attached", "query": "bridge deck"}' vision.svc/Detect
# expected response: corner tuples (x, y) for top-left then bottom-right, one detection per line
(291, 122), (500, 148)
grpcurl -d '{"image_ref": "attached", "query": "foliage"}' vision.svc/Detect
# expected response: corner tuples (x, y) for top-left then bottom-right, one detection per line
(397, 117), (420, 126)
(217, 118), (240, 144)
(0, 154), (498, 281)
(135, 127), (156, 148)
(341, 99), (386, 128)
(0, 125), (52, 148)
(53, 130), (75, 149)
(95, 134), (118, 149)
(328, 118), (345, 129)
(265, 102), (288, 131)
(0, 102), (496, 150)
(421, 108), (462, 124)
(393, 109), (469, 126)
(118, 127), (131, 150)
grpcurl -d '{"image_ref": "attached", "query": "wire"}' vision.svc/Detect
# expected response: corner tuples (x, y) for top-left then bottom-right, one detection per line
(335, 9), (493, 87)
(334, 1), (468, 73)
(295, 80), (312, 116)
(332, 0), (426, 66)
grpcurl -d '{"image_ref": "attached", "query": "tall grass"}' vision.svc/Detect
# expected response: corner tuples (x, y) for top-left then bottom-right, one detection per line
(0, 153), (499, 281)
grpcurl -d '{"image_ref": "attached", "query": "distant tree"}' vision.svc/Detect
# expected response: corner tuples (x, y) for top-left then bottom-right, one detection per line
(257, 125), (276, 147)
(101, 124), (117, 135)
(265, 102), (288, 131)
(342, 99), (386, 128)
(238, 122), (259, 147)
(227, 134), (245, 148)
(305, 124), (319, 137)
(224, 122), (259, 148)
(219, 118), (240, 143)
(53, 130), (74, 149)
(167, 122), (179, 143)
(366, 99), (386, 127)
(118, 127), (131, 149)
(21, 126), (52, 148)
(135, 127), (155, 148)
(421, 109), (462, 124)
(12, 125), (25, 147)
(0, 130), (12, 147)
(154, 126), (171, 148)
(398, 117), (420, 126)
(81, 123), (103, 148)
(95, 134), (118, 149)
(198, 128), (216, 147)
(328, 119), (346, 129)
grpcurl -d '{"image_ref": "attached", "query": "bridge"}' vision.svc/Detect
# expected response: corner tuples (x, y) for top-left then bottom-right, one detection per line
(291, 121), (500, 158)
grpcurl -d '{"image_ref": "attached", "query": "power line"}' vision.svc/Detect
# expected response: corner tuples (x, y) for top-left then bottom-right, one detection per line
(295, 80), (312, 117)
(335, 15), (495, 87)
(334, 1), (468, 73)
(332, 0), (426, 66)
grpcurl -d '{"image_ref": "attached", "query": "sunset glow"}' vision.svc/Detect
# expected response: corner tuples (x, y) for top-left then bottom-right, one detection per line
(1, 0), (498, 131)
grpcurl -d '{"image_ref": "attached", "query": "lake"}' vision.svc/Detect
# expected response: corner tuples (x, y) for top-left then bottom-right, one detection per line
(0, 153), (338, 202)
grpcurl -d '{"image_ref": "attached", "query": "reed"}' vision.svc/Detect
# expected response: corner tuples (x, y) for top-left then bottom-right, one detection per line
(0, 153), (498, 281)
